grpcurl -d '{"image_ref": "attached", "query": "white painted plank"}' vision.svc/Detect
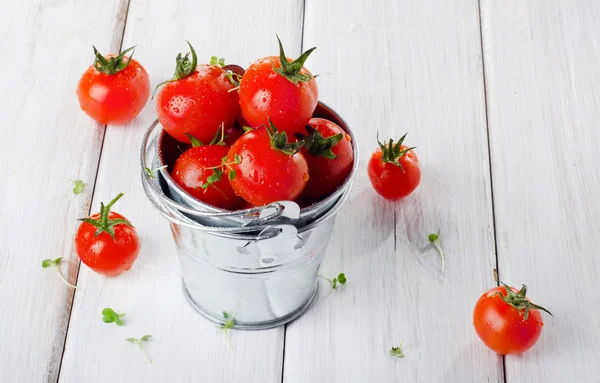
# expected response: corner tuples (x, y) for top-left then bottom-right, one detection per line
(481, 1), (600, 381)
(59, 0), (304, 381)
(0, 0), (126, 381)
(284, 0), (502, 382)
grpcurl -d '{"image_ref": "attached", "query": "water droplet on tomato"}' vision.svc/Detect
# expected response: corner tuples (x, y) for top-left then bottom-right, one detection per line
(303, 172), (309, 182)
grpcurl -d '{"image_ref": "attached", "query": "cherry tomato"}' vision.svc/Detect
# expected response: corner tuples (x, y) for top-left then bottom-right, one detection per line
(368, 134), (420, 200)
(172, 137), (240, 210)
(296, 118), (353, 199)
(473, 283), (552, 355)
(156, 43), (239, 144)
(227, 123), (309, 206)
(77, 46), (150, 125)
(75, 193), (140, 276)
(239, 37), (318, 137)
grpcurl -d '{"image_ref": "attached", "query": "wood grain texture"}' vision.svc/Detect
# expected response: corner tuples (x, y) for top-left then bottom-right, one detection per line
(283, 0), (502, 381)
(0, 0), (126, 381)
(58, 0), (304, 381)
(481, 1), (600, 381)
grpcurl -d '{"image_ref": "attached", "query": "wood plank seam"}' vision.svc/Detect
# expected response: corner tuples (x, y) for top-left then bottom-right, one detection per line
(54, 0), (132, 380)
(476, 0), (505, 381)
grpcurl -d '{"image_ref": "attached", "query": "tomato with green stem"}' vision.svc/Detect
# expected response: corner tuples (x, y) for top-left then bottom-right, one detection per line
(227, 121), (309, 206)
(473, 282), (553, 355)
(75, 193), (140, 276)
(368, 134), (420, 200)
(171, 129), (241, 210)
(155, 42), (240, 144)
(77, 46), (150, 124)
(296, 118), (354, 199)
(238, 36), (318, 137)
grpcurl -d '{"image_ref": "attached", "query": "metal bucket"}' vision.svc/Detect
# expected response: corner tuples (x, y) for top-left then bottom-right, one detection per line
(153, 101), (358, 228)
(140, 121), (357, 329)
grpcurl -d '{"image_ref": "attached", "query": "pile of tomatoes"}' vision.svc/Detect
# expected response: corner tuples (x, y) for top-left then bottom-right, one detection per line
(153, 40), (354, 210)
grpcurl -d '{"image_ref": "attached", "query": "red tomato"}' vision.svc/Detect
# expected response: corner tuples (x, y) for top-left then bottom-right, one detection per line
(77, 46), (150, 125)
(227, 124), (309, 206)
(75, 193), (140, 276)
(368, 134), (420, 200)
(156, 43), (239, 144)
(239, 37), (318, 137)
(172, 141), (240, 210)
(296, 118), (354, 199)
(473, 284), (552, 355)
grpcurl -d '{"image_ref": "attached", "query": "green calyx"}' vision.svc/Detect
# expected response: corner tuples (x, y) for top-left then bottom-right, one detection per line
(79, 193), (132, 241)
(93, 46), (136, 75)
(295, 125), (343, 159)
(186, 124), (228, 148)
(152, 41), (198, 98)
(272, 34), (316, 85)
(497, 282), (553, 320)
(377, 133), (416, 172)
(267, 119), (305, 155)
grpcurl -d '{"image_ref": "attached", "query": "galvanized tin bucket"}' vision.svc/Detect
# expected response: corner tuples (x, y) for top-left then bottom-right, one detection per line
(155, 101), (357, 228)
(140, 113), (357, 329)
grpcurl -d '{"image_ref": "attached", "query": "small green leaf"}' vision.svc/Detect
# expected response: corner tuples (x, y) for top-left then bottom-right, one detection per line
(234, 154), (242, 164)
(242, 126), (254, 133)
(185, 132), (204, 147)
(145, 167), (154, 178)
(210, 56), (218, 65)
(389, 343), (405, 358)
(126, 338), (137, 342)
(428, 233), (438, 242)
(102, 308), (125, 326)
(71, 180), (85, 195)
(337, 273), (347, 285)
(224, 319), (235, 330)
(140, 334), (153, 342)
(219, 58), (225, 66)
(229, 170), (236, 180)
(223, 311), (230, 319)
(42, 259), (53, 268)
(53, 257), (63, 264)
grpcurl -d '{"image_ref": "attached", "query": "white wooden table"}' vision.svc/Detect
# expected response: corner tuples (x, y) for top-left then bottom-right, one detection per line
(2, 0), (599, 381)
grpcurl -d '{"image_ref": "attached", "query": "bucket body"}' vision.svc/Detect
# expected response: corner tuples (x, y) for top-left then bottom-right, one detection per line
(172, 213), (338, 329)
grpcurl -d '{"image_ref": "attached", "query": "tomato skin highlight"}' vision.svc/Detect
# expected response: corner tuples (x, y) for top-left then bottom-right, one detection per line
(473, 286), (544, 355)
(77, 56), (150, 124)
(368, 146), (420, 200)
(75, 212), (140, 276)
(172, 145), (240, 210)
(299, 118), (354, 199)
(227, 128), (309, 206)
(156, 64), (240, 144)
(239, 56), (318, 137)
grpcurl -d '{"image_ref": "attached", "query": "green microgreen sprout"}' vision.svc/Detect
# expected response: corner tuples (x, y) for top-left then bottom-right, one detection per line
(389, 340), (405, 358)
(42, 257), (76, 289)
(126, 335), (153, 363)
(102, 308), (126, 326)
(219, 312), (236, 349)
(210, 56), (226, 67)
(144, 165), (168, 179)
(320, 272), (347, 290)
(201, 154), (241, 190)
(428, 231), (446, 277)
(69, 179), (85, 195)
